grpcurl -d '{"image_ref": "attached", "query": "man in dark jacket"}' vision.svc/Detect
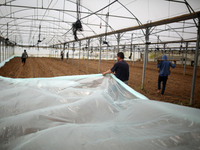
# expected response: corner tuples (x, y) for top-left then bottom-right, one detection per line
(103, 52), (129, 84)
(21, 50), (28, 66)
(157, 55), (176, 95)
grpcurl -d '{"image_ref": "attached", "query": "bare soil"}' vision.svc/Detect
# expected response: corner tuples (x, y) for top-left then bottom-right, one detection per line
(0, 57), (200, 108)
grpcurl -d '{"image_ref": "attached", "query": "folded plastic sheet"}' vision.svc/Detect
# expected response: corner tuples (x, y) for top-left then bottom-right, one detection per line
(0, 74), (200, 150)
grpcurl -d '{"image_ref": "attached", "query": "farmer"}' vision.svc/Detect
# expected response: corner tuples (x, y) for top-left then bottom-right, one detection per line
(21, 50), (28, 66)
(103, 52), (129, 84)
(61, 51), (64, 60)
(66, 51), (69, 60)
(157, 55), (176, 95)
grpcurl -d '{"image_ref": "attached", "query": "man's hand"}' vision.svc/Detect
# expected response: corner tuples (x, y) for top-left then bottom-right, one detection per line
(157, 60), (161, 63)
(102, 70), (112, 76)
(102, 72), (107, 76)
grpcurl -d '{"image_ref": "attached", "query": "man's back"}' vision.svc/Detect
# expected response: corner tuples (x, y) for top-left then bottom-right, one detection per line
(157, 55), (176, 76)
(111, 60), (129, 81)
(22, 52), (28, 58)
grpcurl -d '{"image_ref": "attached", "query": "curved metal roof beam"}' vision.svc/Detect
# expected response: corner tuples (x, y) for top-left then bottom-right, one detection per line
(117, 0), (145, 35)
(149, 25), (184, 42)
(1, 16), (73, 44)
(1, 18), (70, 35)
(1, 22), (73, 46)
(1, 18), (71, 44)
(166, 24), (184, 40)
(2, 0), (147, 44)
(66, 0), (117, 39)
(1, 0), (144, 43)
(63, 0), (143, 42)
(0, 7), (97, 37)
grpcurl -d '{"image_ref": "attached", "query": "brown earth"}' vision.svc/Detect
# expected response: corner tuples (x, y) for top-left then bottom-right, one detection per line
(0, 57), (200, 108)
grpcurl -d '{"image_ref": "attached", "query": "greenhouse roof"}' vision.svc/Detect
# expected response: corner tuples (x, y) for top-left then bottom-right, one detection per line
(0, 0), (200, 47)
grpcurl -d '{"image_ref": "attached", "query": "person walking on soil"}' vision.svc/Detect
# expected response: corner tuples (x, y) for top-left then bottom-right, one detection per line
(102, 52), (129, 84)
(21, 50), (28, 66)
(157, 55), (176, 95)
(61, 51), (64, 60)
(66, 51), (69, 60)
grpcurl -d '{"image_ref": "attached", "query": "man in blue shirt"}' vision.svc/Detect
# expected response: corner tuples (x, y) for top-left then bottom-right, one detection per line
(157, 55), (176, 95)
(103, 52), (129, 84)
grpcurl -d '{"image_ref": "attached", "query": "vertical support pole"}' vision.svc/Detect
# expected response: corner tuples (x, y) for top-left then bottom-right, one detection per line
(130, 33), (134, 66)
(113, 46), (115, 63)
(190, 18), (200, 105)
(117, 33), (120, 53)
(10, 45), (12, 57)
(6, 23), (8, 60)
(146, 47), (149, 63)
(12, 45), (13, 56)
(163, 43), (166, 55)
(9, 45), (10, 58)
(6, 44), (8, 59)
(3, 40), (5, 61)
(7, 44), (8, 60)
(8, 45), (10, 58)
(5, 44), (7, 60)
(8, 45), (9, 58)
(99, 37), (102, 73)
(133, 45), (135, 66)
(141, 27), (150, 89)
(63, 43), (65, 54)
(72, 42), (75, 65)
(52, 48), (53, 58)
(67, 43), (69, 60)
(184, 42), (188, 75)
(146, 48), (149, 64)
(180, 44), (184, 66)
(4, 41), (5, 61)
(9, 45), (11, 57)
(0, 40), (1, 63)
(87, 39), (90, 71)
(106, 45), (109, 61)
(78, 41), (81, 68)
(155, 36), (159, 61)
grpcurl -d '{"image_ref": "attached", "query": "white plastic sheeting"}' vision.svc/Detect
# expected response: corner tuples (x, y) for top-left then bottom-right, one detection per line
(0, 73), (200, 150)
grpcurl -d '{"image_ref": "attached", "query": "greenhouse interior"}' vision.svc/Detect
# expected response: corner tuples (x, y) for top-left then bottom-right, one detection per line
(0, 0), (200, 149)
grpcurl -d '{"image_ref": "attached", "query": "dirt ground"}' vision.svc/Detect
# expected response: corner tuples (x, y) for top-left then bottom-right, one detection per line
(0, 57), (200, 108)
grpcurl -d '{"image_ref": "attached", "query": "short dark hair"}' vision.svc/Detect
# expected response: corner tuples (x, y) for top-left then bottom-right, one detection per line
(117, 52), (124, 59)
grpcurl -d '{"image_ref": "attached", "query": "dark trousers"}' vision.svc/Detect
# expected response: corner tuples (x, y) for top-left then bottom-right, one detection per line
(158, 76), (168, 95)
(22, 58), (26, 64)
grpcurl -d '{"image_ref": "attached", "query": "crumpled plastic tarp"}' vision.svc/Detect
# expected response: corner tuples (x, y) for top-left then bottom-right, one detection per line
(0, 56), (200, 150)
(0, 73), (200, 150)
